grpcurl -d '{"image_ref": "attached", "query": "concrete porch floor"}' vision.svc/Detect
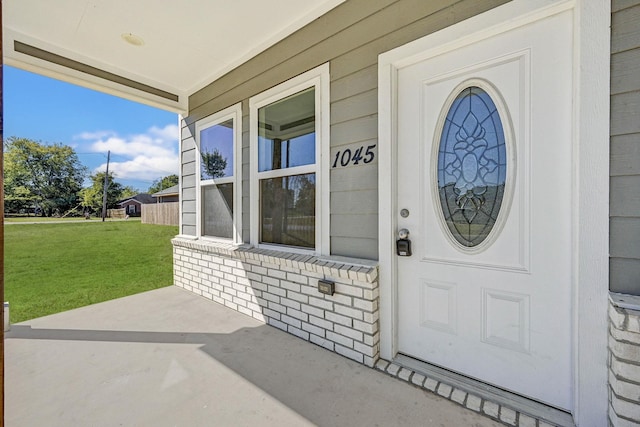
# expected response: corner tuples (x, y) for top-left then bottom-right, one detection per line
(5, 286), (501, 427)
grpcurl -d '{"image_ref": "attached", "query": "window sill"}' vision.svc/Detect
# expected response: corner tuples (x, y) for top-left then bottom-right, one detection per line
(172, 236), (378, 283)
(609, 292), (640, 312)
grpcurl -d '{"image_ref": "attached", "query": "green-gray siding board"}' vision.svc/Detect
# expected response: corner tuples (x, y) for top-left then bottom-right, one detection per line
(611, 3), (640, 54)
(611, 258), (640, 295)
(611, 91), (640, 136)
(611, 134), (640, 176)
(610, 2), (640, 295)
(610, 218), (640, 258)
(613, 0), (640, 13)
(610, 176), (640, 217)
(611, 49), (640, 95)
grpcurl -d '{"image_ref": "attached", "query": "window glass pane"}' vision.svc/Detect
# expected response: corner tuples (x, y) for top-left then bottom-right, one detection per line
(202, 183), (233, 239)
(437, 86), (507, 247)
(258, 88), (315, 172)
(200, 119), (234, 180)
(260, 173), (315, 248)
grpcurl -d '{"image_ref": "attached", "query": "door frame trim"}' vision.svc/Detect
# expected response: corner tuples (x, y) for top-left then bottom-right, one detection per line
(377, 0), (609, 424)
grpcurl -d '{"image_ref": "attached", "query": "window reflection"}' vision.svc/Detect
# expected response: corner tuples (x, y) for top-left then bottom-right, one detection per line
(258, 88), (315, 172)
(202, 183), (233, 239)
(260, 173), (315, 248)
(200, 119), (233, 180)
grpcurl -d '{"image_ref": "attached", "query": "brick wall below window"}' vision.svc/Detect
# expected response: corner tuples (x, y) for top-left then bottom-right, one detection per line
(172, 238), (380, 367)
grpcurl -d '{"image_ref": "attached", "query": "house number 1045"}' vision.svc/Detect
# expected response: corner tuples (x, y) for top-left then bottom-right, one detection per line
(331, 144), (376, 168)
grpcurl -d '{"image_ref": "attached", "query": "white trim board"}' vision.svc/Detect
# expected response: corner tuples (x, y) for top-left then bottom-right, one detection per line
(377, 1), (609, 425)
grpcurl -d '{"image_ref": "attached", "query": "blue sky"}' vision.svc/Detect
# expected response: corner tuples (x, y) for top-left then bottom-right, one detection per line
(4, 65), (179, 192)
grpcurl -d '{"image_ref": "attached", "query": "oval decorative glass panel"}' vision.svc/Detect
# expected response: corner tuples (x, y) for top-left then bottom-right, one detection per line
(436, 84), (508, 249)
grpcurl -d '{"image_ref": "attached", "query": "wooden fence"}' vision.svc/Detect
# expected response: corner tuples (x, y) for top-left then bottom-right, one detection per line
(107, 208), (126, 219)
(141, 202), (179, 226)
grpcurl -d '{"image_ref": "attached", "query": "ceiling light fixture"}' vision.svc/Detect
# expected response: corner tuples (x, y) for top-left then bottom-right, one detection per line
(121, 33), (144, 46)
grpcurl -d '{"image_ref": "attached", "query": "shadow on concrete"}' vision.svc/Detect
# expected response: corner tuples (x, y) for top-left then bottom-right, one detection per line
(5, 288), (500, 427)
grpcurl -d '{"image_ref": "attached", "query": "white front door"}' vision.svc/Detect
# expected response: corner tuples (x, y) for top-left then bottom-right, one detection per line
(395, 10), (573, 409)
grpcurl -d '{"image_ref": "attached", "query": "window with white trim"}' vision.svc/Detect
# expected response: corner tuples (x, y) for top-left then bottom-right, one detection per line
(250, 64), (330, 254)
(195, 103), (242, 243)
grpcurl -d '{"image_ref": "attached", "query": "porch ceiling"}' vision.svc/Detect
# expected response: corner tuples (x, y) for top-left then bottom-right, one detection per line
(3, 0), (346, 113)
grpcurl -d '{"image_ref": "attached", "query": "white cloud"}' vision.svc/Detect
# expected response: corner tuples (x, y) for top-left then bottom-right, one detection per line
(76, 124), (179, 182)
(75, 130), (117, 141)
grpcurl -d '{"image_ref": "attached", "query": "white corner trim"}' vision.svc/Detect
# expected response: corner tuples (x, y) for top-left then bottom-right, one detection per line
(378, 58), (398, 361)
(572, 0), (610, 425)
(178, 114), (185, 235)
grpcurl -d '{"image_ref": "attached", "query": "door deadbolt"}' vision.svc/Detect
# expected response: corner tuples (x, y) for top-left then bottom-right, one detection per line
(398, 228), (410, 239)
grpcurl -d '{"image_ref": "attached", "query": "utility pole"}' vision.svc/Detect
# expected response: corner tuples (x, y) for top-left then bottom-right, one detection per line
(101, 150), (110, 222)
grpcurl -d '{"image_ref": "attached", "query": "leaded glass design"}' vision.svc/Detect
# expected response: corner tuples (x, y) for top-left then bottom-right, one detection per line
(437, 86), (507, 248)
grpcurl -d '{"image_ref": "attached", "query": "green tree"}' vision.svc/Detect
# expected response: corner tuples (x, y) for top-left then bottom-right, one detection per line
(148, 174), (179, 194)
(120, 186), (138, 200)
(80, 172), (125, 214)
(4, 137), (87, 216)
(201, 149), (227, 179)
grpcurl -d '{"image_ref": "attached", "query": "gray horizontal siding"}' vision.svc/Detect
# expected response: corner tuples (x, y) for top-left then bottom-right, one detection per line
(613, 0), (640, 13)
(330, 65), (377, 103)
(182, 187), (196, 201)
(330, 89), (377, 125)
(180, 121), (197, 235)
(611, 48), (640, 94)
(611, 258), (640, 295)
(610, 218), (640, 258)
(610, 1), (640, 295)
(331, 237), (378, 260)
(181, 0), (508, 258)
(330, 164), (377, 192)
(331, 116), (378, 146)
(611, 134), (640, 176)
(610, 91), (640, 136)
(331, 190), (378, 214)
(611, 3), (640, 54)
(331, 214), (378, 238)
(182, 200), (196, 215)
(610, 176), (640, 217)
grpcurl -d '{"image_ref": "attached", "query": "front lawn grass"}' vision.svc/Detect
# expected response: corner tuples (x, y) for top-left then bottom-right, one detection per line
(5, 221), (178, 322)
(5, 216), (102, 222)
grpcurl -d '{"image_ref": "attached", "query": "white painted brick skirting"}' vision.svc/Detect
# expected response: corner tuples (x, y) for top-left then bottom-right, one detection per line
(172, 238), (380, 366)
(608, 296), (640, 427)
